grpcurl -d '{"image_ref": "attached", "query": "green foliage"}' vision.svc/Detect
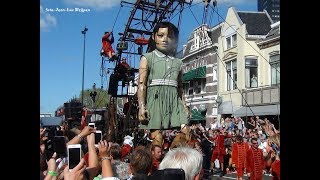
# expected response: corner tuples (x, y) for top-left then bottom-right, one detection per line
(79, 88), (110, 108)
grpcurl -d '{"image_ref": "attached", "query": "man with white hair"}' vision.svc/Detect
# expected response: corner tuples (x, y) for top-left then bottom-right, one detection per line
(158, 146), (203, 180)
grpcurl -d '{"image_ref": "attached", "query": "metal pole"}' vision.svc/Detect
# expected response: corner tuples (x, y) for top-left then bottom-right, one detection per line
(81, 26), (88, 106)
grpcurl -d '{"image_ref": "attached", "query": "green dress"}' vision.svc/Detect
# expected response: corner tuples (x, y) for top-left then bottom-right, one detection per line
(139, 49), (189, 129)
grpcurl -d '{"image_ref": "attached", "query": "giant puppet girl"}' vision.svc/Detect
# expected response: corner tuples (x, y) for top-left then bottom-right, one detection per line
(137, 22), (191, 148)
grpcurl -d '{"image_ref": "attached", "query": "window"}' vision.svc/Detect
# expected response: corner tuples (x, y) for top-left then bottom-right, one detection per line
(195, 79), (201, 94)
(183, 83), (189, 95)
(270, 54), (280, 85)
(212, 107), (217, 116)
(213, 67), (217, 81)
(226, 59), (237, 90)
(245, 58), (258, 88)
(201, 78), (206, 92)
(194, 79), (206, 94)
(224, 26), (237, 50)
(189, 81), (194, 95)
(226, 34), (237, 49)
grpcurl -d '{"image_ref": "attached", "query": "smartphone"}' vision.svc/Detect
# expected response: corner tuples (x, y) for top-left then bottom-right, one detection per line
(44, 138), (54, 161)
(53, 136), (67, 157)
(94, 130), (102, 147)
(88, 123), (95, 129)
(67, 144), (82, 170)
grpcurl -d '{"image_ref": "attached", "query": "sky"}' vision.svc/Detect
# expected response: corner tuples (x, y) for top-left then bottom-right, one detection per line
(40, 0), (257, 114)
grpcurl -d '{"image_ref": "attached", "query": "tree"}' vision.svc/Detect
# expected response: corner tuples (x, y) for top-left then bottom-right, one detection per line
(79, 88), (110, 108)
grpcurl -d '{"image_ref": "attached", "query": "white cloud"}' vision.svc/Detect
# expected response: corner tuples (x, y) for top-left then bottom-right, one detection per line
(192, 0), (255, 6)
(63, 0), (255, 10)
(40, 5), (57, 31)
(64, 0), (135, 10)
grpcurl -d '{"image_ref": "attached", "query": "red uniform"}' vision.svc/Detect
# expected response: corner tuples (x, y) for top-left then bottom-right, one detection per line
(121, 144), (132, 161)
(101, 32), (115, 58)
(231, 142), (249, 177)
(211, 134), (226, 163)
(151, 158), (161, 173)
(271, 159), (280, 180)
(81, 108), (88, 130)
(246, 147), (264, 180)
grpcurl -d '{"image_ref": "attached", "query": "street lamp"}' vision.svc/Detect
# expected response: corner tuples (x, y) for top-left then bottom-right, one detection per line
(81, 26), (88, 106)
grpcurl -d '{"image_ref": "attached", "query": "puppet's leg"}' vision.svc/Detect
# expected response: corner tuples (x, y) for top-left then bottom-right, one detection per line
(150, 130), (163, 147)
(170, 125), (191, 149)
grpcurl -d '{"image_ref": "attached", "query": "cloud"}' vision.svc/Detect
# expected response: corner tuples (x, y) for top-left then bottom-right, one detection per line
(192, 0), (255, 5)
(64, 0), (134, 10)
(64, 0), (255, 11)
(40, 5), (57, 31)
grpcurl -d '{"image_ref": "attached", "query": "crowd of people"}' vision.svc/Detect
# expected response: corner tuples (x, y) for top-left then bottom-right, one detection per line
(40, 115), (280, 180)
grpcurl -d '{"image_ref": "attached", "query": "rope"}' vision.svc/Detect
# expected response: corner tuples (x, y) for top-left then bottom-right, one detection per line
(111, 4), (123, 32)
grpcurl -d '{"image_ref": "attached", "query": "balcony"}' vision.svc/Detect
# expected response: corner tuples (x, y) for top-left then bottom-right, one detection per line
(241, 85), (280, 106)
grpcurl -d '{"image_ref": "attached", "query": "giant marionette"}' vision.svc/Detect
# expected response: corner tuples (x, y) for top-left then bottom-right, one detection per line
(137, 22), (191, 148)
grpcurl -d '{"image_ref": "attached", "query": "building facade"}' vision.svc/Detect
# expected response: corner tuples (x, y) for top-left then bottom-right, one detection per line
(181, 24), (223, 127)
(258, 0), (280, 22)
(217, 7), (279, 120)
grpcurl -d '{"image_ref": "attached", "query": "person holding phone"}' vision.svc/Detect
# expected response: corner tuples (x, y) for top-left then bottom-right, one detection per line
(67, 126), (95, 146)
(63, 158), (87, 180)
(43, 152), (63, 180)
(98, 140), (121, 180)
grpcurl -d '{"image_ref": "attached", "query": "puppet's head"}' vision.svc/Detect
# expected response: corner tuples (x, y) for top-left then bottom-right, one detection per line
(147, 22), (179, 56)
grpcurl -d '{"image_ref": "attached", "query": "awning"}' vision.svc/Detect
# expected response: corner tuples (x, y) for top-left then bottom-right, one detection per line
(218, 101), (239, 114)
(233, 104), (280, 117)
(183, 66), (206, 81)
(40, 117), (64, 127)
(190, 109), (206, 121)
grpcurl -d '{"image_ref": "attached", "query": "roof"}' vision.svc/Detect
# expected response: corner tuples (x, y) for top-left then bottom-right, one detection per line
(264, 22), (280, 40)
(208, 26), (222, 43)
(182, 24), (221, 58)
(256, 21), (280, 45)
(237, 11), (272, 35)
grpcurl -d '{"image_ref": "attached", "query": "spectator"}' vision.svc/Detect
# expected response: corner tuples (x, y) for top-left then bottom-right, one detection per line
(151, 145), (163, 173)
(97, 140), (121, 180)
(128, 146), (153, 179)
(109, 143), (130, 179)
(158, 146), (203, 180)
(270, 153), (280, 180)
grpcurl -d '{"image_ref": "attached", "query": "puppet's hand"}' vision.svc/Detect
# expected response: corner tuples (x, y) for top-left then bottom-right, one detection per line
(138, 105), (149, 122)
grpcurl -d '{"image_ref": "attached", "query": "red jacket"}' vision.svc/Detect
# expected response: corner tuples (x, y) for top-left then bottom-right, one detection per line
(213, 134), (226, 155)
(271, 159), (280, 180)
(246, 147), (264, 180)
(232, 142), (249, 168)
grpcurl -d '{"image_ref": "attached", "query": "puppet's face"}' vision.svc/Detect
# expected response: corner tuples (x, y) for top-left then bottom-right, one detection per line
(153, 27), (177, 55)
